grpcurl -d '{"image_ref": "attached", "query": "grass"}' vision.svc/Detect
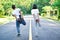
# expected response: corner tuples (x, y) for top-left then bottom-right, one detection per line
(0, 16), (15, 25)
(41, 16), (60, 23)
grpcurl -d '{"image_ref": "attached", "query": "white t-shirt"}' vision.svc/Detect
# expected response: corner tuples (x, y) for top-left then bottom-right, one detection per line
(31, 9), (39, 19)
(12, 8), (21, 18)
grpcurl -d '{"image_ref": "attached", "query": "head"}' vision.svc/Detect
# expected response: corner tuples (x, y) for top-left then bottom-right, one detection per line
(32, 4), (37, 9)
(12, 5), (16, 10)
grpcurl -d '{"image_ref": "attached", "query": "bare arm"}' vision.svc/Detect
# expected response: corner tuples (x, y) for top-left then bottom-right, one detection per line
(32, 14), (35, 19)
(37, 13), (40, 21)
(38, 13), (40, 19)
(19, 11), (24, 19)
(12, 14), (17, 19)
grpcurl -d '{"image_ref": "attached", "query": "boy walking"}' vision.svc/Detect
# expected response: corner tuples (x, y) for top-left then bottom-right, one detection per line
(12, 5), (26, 36)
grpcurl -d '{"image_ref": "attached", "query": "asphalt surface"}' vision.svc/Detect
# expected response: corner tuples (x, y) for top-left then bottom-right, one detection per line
(0, 15), (60, 40)
(0, 20), (29, 40)
(32, 18), (60, 40)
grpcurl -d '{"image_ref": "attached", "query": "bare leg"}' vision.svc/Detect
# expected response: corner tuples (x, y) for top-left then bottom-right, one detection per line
(37, 19), (41, 27)
(38, 22), (41, 27)
(35, 21), (37, 26)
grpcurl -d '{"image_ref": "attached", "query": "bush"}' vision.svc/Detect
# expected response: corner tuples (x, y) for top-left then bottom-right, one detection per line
(0, 15), (6, 18)
(58, 16), (60, 20)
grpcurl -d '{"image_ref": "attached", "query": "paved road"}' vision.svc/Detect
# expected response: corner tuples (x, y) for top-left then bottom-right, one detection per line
(32, 18), (60, 40)
(0, 15), (60, 40)
(0, 20), (29, 40)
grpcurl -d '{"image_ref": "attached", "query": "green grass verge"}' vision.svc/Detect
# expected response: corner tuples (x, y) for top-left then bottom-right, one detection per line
(0, 16), (15, 25)
(41, 16), (60, 23)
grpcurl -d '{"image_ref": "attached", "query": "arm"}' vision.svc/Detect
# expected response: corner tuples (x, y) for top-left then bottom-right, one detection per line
(32, 14), (35, 19)
(37, 13), (40, 22)
(37, 9), (40, 20)
(12, 14), (20, 21)
(38, 13), (40, 19)
(12, 14), (17, 19)
(19, 11), (24, 19)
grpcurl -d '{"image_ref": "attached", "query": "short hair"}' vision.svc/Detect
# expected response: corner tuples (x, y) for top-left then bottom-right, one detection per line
(12, 5), (16, 9)
(32, 4), (37, 9)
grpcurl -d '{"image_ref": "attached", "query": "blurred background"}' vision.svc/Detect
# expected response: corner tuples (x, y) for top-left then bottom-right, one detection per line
(0, 0), (60, 24)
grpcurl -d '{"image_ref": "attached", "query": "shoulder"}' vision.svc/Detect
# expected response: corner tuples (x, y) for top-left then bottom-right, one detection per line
(31, 9), (34, 12)
(35, 9), (39, 11)
(31, 9), (35, 12)
(12, 10), (15, 14)
(31, 9), (39, 11)
(35, 9), (39, 12)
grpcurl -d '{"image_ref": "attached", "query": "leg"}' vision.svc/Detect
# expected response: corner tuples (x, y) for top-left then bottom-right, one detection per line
(35, 21), (38, 27)
(35, 19), (38, 27)
(21, 19), (26, 25)
(34, 24), (39, 37)
(38, 21), (41, 27)
(16, 20), (20, 34)
(36, 19), (41, 27)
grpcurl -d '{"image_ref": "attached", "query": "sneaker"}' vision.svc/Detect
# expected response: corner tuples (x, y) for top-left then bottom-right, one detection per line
(17, 33), (21, 37)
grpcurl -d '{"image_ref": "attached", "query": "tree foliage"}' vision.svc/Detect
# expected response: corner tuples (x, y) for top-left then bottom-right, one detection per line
(0, 0), (50, 16)
(52, 0), (60, 19)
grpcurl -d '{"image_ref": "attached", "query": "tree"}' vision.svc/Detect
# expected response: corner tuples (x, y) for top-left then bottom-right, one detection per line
(52, 0), (60, 20)
(0, 0), (50, 16)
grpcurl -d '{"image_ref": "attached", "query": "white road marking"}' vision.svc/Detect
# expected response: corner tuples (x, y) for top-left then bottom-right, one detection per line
(29, 18), (32, 40)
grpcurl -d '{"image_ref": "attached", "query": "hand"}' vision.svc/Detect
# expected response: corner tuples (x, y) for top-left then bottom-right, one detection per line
(17, 18), (20, 21)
